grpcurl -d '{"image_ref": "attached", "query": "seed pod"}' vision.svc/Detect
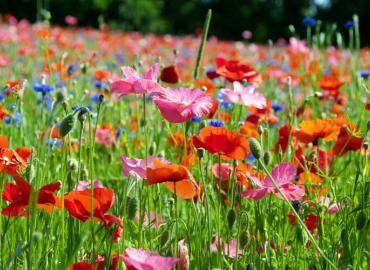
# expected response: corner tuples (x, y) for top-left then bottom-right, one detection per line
(59, 114), (75, 137)
(77, 107), (89, 123)
(248, 138), (263, 159)
(239, 231), (249, 248)
(257, 125), (264, 135)
(356, 211), (367, 230)
(263, 151), (272, 165)
(227, 208), (236, 229)
(160, 230), (170, 247)
(126, 197), (138, 220)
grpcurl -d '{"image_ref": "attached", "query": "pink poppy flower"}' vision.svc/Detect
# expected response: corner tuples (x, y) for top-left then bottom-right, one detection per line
(220, 82), (266, 108)
(120, 156), (169, 179)
(135, 211), (162, 228)
(320, 197), (346, 215)
(122, 248), (179, 270)
(211, 238), (243, 259)
(76, 180), (104, 191)
(241, 163), (305, 200)
(110, 64), (163, 97)
(212, 163), (232, 181)
(95, 128), (115, 148)
(65, 15), (78, 26)
(152, 87), (213, 123)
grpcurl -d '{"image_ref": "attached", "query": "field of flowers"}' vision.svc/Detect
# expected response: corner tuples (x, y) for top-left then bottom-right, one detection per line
(0, 12), (369, 270)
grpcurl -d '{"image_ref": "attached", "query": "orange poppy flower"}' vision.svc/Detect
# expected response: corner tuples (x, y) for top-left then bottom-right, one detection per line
(193, 127), (249, 160)
(317, 76), (343, 97)
(64, 188), (122, 227)
(240, 122), (259, 138)
(297, 172), (327, 196)
(0, 146), (31, 176)
(147, 159), (199, 200)
(236, 163), (264, 189)
(295, 119), (340, 144)
(193, 79), (216, 94)
(168, 132), (184, 147)
(93, 69), (111, 81)
(333, 124), (363, 156)
(2, 175), (61, 217)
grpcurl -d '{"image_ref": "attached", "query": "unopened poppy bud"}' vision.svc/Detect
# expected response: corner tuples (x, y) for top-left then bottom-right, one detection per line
(257, 125), (264, 135)
(126, 196), (138, 220)
(340, 228), (348, 243)
(59, 114), (75, 137)
(249, 138), (263, 159)
(227, 208), (236, 229)
(246, 262), (254, 270)
(263, 151), (272, 165)
(160, 230), (170, 247)
(197, 148), (205, 159)
(32, 232), (43, 242)
(56, 91), (65, 103)
(67, 158), (78, 172)
(239, 231), (249, 248)
(98, 94), (104, 105)
(356, 211), (367, 230)
(363, 142), (369, 151)
(149, 142), (157, 155)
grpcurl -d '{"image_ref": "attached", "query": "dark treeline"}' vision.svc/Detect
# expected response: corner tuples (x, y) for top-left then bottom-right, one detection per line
(1, 0), (369, 45)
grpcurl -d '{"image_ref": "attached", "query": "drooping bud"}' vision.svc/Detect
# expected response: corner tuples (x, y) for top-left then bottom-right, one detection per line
(227, 208), (237, 229)
(249, 138), (263, 159)
(263, 151), (272, 165)
(59, 114), (75, 137)
(126, 196), (138, 220)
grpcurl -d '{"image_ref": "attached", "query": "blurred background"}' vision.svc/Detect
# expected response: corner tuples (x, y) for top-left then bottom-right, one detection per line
(1, 0), (369, 45)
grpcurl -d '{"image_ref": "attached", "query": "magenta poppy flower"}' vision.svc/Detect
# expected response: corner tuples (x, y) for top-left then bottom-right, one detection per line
(220, 81), (266, 108)
(212, 163), (232, 181)
(152, 87), (213, 123)
(122, 248), (179, 270)
(120, 156), (169, 179)
(241, 163), (305, 200)
(211, 238), (243, 259)
(95, 128), (115, 148)
(110, 64), (163, 97)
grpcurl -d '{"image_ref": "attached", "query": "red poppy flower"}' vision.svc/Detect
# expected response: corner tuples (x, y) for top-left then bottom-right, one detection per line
(193, 127), (250, 160)
(274, 125), (292, 154)
(208, 99), (219, 119)
(160, 65), (179, 84)
(2, 175), (61, 217)
(64, 188), (122, 228)
(212, 57), (262, 86)
(69, 262), (97, 270)
(318, 75), (343, 92)
(333, 124), (363, 156)
(288, 213), (320, 232)
(294, 119), (340, 144)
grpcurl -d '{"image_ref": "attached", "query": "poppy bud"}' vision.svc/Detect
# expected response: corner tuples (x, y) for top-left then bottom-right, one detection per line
(249, 138), (263, 159)
(340, 228), (348, 243)
(227, 208), (236, 229)
(239, 231), (249, 248)
(59, 114), (75, 137)
(200, 120), (207, 129)
(98, 94), (104, 105)
(160, 65), (179, 84)
(160, 230), (170, 247)
(56, 91), (65, 103)
(246, 263), (254, 270)
(67, 158), (78, 172)
(149, 142), (157, 155)
(32, 232), (43, 242)
(197, 148), (205, 159)
(356, 211), (367, 230)
(126, 196), (138, 220)
(363, 142), (369, 151)
(257, 125), (264, 135)
(263, 151), (271, 165)
(366, 120), (370, 132)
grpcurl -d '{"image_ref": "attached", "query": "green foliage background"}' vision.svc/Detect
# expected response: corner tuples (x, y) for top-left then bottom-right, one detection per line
(1, 0), (369, 44)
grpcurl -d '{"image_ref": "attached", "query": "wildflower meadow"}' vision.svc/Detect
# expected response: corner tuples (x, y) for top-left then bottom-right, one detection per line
(0, 9), (369, 270)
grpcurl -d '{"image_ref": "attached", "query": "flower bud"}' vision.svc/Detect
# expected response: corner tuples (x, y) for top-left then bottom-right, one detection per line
(32, 232), (43, 242)
(227, 208), (236, 229)
(257, 125), (264, 135)
(249, 138), (263, 159)
(59, 114), (75, 137)
(77, 107), (89, 123)
(67, 158), (78, 172)
(263, 151), (272, 165)
(56, 91), (65, 103)
(239, 231), (249, 248)
(197, 148), (205, 159)
(126, 196), (138, 220)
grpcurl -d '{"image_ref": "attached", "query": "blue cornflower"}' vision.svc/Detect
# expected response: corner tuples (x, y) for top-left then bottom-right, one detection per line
(116, 127), (125, 139)
(67, 64), (76, 75)
(34, 83), (54, 95)
(191, 116), (202, 123)
(247, 152), (256, 163)
(359, 70), (370, 79)
(115, 53), (126, 64)
(221, 102), (233, 110)
(4, 116), (11, 124)
(272, 103), (284, 112)
(303, 17), (317, 27)
(209, 120), (224, 127)
(94, 81), (105, 89)
(344, 21), (354, 28)
(90, 94), (101, 104)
